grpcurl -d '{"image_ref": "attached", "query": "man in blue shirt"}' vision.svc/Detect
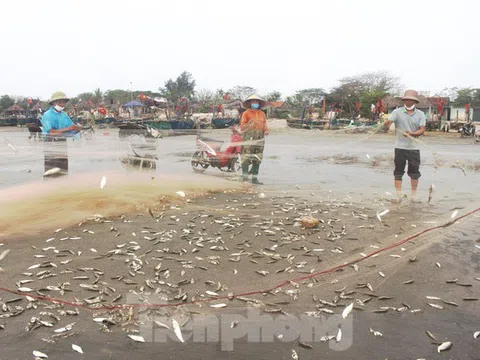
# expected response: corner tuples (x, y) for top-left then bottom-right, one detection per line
(42, 91), (81, 176)
(384, 90), (426, 203)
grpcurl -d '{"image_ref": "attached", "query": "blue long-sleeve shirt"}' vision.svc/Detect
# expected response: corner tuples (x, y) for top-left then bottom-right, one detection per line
(41, 107), (78, 138)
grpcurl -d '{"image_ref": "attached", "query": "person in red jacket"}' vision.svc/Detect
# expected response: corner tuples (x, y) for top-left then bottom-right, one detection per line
(240, 95), (268, 184)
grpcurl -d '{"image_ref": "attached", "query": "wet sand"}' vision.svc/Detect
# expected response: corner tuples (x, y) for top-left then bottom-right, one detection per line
(0, 189), (479, 359)
(1, 125), (479, 359)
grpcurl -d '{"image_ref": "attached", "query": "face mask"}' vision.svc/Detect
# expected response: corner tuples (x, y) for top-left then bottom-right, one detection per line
(54, 105), (65, 112)
(251, 103), (260, 109)
(405, 104), (415, 111)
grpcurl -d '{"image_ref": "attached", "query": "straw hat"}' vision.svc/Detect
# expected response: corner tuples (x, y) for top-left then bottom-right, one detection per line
(401, 90), (419, 103)
(243, 95), (266, 109)
(49, 91), (70, 105)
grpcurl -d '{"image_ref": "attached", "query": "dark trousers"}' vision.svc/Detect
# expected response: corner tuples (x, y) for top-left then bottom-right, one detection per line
(394, 148), (421, 180)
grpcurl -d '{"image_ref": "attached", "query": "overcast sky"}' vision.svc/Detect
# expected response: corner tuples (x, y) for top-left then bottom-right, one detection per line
(1, 0), (478, 100)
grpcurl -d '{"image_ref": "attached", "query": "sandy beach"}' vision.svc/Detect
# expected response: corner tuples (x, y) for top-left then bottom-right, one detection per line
(0, 125), (479, 359)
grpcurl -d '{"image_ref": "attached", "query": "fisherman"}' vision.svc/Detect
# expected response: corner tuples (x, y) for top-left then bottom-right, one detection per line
(383, 89), (426, 203)
(240, 95), (269, 184)
(41, 91), (81, 176)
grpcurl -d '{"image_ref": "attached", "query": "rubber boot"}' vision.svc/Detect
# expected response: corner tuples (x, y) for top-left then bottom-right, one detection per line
(251, 163), (263, 185)
(241, 163), (250, 182)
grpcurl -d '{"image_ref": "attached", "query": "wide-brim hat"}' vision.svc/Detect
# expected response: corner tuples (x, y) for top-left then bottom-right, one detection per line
(49, 91), (70, 105)
(401, 89), (419, 103)
(243, 95), (266, 109)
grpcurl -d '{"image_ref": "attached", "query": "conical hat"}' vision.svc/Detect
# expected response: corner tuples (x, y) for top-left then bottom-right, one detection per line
(243, 95), (266, 109)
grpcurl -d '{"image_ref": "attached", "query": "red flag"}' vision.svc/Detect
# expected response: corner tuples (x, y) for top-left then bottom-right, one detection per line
(437, 98), (445, 116)
(466, 103), (471, 112)
(377, 99), (383, 113)
(355, 102), (361, 111)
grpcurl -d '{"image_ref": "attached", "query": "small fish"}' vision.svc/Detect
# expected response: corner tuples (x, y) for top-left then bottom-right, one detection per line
(258, 193), (266, 199)
(210, 303), (227, 308)
(369, 328), (383, 337)
(446, 278), (458, 283)
(54, 322), (76, 333)
(100, 176), (107, 190)
(336, 328), (342, 342)
(171, 319), (185, 343)
(426, 296), (442, 300)
(379, 271), (385, 278)
(376, 209), (390, 222)
(474, 331), (480, 339)
(0, 249), (10, 262)
(435, 262), (441, 268)
(451, 210), (458, 219)
(176, 191), (186, 198)
(154, 321), (169, 329)
(342, 303), (353, 319)
(256, 270), (269, 276)
(409, 256), (417, 262)
(298, 341), (313, 349)
(441, 300), (458, 307)
(428, 303), (444, 310)
(425, 330), (437, 341)
(403, 279), (414, 284)
(437, 341), (452, 353)
(128, 335), (145, 343)
(72, 344), (84, 354)
(33, 350), (48, 358)
(291, 349), (299, 360)
(18, 287), (33, 292)
(43, 168), (62, 177)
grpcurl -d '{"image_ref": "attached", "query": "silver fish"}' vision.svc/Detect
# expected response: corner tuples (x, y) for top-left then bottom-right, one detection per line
(437, 341), (452, 353)
(0, 249), (10, 262)
(128, 334), (145, 343)
(171, 319), (185, 343)
(72, 344), (83, 354)
(43, 167), (62, 177)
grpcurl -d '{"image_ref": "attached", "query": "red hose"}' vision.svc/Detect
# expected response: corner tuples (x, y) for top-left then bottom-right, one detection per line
(1, 207), (478, 311)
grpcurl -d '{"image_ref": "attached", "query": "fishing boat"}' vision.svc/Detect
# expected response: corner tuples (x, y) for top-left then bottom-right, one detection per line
(0, 118), (18, 127)
(211, 117), (240, 129)
(286, 118), (326, 130)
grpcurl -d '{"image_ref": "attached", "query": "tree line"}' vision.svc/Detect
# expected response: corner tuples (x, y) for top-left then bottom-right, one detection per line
(1, 71), (479, 118)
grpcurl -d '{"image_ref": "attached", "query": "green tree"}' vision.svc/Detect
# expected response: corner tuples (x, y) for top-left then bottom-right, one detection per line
(195, 89), (214, 104)
(228, 86), (257, 101)
(359, 90), (387, 117)
(0, 95), (15, 111)
(93, 88), (103, 103)
(451, 88), (480, 107)
(294, 88), (325, 107)
(160, 71), (196, 103)
(266, 91), (282, 102)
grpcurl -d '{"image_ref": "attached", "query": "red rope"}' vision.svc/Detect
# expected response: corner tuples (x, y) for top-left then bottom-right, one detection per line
(1, 208), (478, 312)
